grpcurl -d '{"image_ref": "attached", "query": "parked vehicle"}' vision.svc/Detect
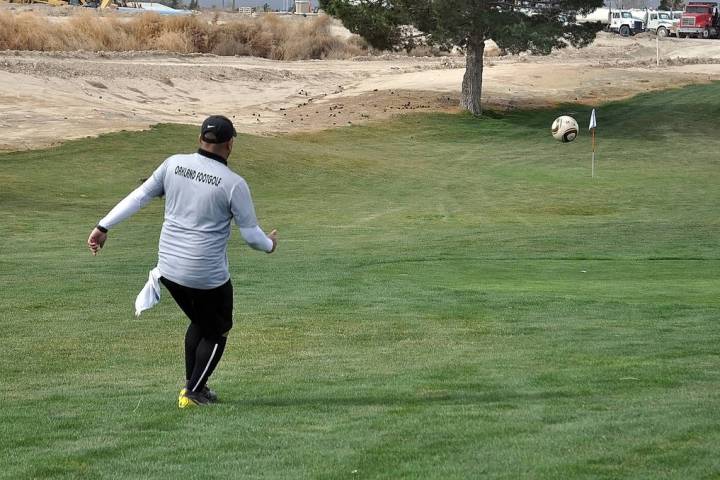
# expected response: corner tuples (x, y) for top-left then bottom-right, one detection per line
(645, 10), (682, 37)
(609, 10), (645, 36)
(576, 7), (611, 24)
(677, 1), (720, 38)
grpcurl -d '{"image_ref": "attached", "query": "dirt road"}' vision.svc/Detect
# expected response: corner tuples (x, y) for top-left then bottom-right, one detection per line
(2, 32), (720, 151)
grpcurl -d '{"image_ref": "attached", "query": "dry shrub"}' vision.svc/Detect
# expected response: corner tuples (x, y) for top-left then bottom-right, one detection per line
(207, 21), (251, 56)
(151, 30), (193, 53)
(271, 16), (365, 60)
(249, 30), (274, 58)
(165, 15), (207, 43)
(0, 11), (366, 59)
(69, 14), (135, 51)
(278, 16), (334, 60)
(129, 13), (165, 42)
(207, 17), (276, 57)
(134, 14), (202, 52)
(0, 12), (61, 50)
(208, 29), (252, 56)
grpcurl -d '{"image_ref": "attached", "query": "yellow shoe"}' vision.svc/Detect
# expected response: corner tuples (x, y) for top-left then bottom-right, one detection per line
(178, 386), (217, 404)
(178, 388), (187, 407)
(178, 388), (211, 408)
(178, 394), (196, 408)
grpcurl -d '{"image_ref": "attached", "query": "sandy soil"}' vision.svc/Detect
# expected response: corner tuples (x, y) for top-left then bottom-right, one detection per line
(3, 17), (720, 151)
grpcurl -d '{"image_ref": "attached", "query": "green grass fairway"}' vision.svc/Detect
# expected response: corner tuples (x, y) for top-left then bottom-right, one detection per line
(1, 83), (719, 479)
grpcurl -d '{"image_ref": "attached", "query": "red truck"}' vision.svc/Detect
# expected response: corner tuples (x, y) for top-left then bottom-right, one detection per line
(677, 0), (720, 38)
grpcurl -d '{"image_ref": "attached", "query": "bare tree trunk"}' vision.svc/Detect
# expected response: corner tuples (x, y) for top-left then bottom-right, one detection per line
(461, 37), (485, 116)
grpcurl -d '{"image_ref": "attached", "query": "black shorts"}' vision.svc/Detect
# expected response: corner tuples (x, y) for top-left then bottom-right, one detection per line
(160, 277), (233, 338)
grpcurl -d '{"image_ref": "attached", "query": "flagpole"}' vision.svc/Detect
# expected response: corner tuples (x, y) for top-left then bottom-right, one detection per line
(591, 127), (596, 178)
(589, 108), (597, 179)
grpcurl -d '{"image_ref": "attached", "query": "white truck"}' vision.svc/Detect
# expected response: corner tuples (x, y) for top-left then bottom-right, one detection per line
(643, 10), (682, 37)
(573, 7), (679, 37)
(576, 7), (611, 24)
(609, 10), (645, 36)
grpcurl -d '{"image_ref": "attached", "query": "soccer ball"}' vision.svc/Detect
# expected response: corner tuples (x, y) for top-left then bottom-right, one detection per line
(551, 116), (579, 143)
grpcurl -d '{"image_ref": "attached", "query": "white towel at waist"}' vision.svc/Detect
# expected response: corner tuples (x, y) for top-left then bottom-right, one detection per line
(135, 267), (162, 317)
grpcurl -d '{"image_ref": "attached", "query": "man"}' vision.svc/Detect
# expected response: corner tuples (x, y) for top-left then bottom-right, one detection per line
(87, 115), (277, 408)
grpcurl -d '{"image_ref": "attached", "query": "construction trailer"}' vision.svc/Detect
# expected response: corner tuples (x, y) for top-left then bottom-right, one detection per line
(294, 0), (311, 14)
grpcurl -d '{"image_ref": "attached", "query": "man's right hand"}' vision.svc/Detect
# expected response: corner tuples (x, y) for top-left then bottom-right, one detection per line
(268, 229), (278, 253)
(87, 227), (107, 256)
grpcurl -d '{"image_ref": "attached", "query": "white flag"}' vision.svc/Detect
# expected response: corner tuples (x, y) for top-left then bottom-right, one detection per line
(589, 109), (597, 130)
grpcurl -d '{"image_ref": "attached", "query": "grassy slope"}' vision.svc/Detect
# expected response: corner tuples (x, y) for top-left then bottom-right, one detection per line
(0, 84), (718, 479)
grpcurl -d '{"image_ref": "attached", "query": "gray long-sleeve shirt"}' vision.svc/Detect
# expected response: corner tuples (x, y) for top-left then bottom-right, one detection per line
(99, 151), (272, 289)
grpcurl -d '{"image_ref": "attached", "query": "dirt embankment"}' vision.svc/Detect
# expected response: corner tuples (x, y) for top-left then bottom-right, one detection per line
(3, 26), (720, 151)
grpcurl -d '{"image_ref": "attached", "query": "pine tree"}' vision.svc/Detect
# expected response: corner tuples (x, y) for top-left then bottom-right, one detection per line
(319, 0), (604, 116)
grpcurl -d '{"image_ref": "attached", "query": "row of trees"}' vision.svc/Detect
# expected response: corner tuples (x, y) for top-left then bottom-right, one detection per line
(319, 0), (605, 116)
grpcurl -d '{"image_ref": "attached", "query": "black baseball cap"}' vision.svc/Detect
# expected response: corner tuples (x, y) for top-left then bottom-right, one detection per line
(200, 115), (237, 144)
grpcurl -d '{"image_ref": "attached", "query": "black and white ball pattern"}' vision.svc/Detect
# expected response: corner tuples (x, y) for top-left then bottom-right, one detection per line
(551, 116), (579, 143)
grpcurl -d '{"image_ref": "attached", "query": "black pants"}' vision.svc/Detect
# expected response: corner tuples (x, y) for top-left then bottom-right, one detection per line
(160, 277), (233, 393)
